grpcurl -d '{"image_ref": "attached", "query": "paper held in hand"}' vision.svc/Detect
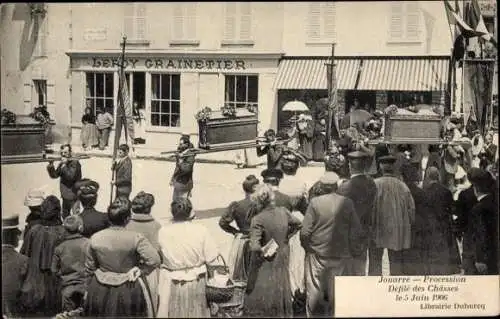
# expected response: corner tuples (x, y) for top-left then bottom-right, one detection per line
(262, 238), (279, 258)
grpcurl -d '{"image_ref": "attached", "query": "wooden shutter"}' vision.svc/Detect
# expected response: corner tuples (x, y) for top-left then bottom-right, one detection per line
(307, 2), (321, 41)
(389, 2), (404, 40)
(172, 3), (184, 40)
(135, 3), (146, 40)
(239, 2), (252, 40)
(124, 4), (134, 39)
(405, 2), (420, 41)
(224, 2), (237, 40)
(185, 2), (197, 40)
(46, 81), (56, 119)
(322, 2), (336, 40)
(24, 82), (32, 113)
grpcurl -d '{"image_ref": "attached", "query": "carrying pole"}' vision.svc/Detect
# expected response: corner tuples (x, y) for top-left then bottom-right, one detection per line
(325, 43), (339, 152)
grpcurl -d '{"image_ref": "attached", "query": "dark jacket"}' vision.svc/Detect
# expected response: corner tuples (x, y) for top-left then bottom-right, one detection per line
(113, 157), (132, 196)
(51, 233), (90, 288)
(2, 246), (28, 317)
(219, 197), (258, 235)
(455, 186), (477, 235)
(257, 144), (284, 169)
(79, 207), (109, 238)
(462, 194), (499, 275)
(273, 190), (295, 212)
(81, 114), (96, 125)
(171, 153), (195, 190)
(300, 193), (363, 259)
(337, 174), (377, 248)
(47, 160), (82, 201)
(24, 209), (43, 240)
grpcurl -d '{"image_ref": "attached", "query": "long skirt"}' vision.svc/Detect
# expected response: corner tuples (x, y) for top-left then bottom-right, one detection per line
(146, 268), (160, 313)
(289, 232), (305, 296)
(21, 270), (61, 317)
(84, 276), (147, 317)
(157, 269), (211, 318)
(227, 234), (251, 281)
(244, 246), (293, 318)
(80, 123), (99, 148)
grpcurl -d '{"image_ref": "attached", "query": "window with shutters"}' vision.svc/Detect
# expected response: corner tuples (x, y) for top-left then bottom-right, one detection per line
(33, 15), (47, 57)
(33, 80), (47, 107)
(150, 74), (181, 127)
(85, 72), (115, 116)
(123, 3), (148, 44)
(170, 3), (199, 45)
(306, 2), (336, 43)
(388, 2), (422, 42)
(222, 2), (253, 45)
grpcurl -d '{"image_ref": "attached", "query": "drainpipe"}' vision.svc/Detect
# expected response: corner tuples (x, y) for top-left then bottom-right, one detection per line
(68, 5), (73, 142)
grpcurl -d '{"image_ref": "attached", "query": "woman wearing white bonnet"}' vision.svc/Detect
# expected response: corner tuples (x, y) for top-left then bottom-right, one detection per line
(453, 166), (470, 201)
(23, 186), (48, 237)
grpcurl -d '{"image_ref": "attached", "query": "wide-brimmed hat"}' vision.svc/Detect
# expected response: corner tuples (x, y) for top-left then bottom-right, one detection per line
(319, 172), (340, 185)
(261, 168), (284, 180)
(24, 187), (47, 207)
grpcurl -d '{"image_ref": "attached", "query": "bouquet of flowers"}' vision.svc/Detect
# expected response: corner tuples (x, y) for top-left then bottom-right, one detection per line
(30, 105), (51, 126)
(221, 104), (237, 118)
(195, 107), (212, 122)
(1, 108), (17, 125)
(246, 104), (257, 114)
(384, 104), (399, 117)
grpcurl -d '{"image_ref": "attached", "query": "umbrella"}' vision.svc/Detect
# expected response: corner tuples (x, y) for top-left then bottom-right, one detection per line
(339, 109), (373, 130)
(282, 100), (309, 112)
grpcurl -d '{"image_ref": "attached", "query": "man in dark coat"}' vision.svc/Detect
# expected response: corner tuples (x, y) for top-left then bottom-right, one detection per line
(74, 179), (109, 238)
(171, 134), (196, 200)
(422, 167), (461, 274)
(300, 171), (364, 317)
(47, 144), (82, 219)
(2, 213), (28, 317)
(454, 169), (478, 241)
(112, 144), (133, 200)
(337, 151), (377, 276)
(462, 170), (498, 275)
(257, 129), (285, 169)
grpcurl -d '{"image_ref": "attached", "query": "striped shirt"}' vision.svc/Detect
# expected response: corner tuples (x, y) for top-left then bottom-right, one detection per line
(96, 112), (114, 129)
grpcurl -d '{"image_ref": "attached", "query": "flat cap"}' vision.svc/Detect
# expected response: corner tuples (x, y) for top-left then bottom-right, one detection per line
(319, 172), (340, 185)
(379, 155), (397, 164)
(347, 151), (369, 160)
(63, 215), (83, 233)
(74, 179), (100, 196)
(24, 187), (47, 207)
(261, 168), (284, 180)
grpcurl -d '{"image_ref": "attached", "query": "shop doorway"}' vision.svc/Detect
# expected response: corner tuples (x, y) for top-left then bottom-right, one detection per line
(344, 90), (376, 113)
(125, 72), (146, 109)
(277, 89), (328, 133)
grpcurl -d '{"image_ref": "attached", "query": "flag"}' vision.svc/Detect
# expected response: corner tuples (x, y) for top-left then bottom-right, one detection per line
(119, 72), (135, 142)
(468, 0), (491, 41)
(112, 70), (135, 160)
(444, 0), (456, 24)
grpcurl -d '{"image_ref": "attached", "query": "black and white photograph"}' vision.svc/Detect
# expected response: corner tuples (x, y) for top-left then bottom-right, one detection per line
(1, 1), (499, 318)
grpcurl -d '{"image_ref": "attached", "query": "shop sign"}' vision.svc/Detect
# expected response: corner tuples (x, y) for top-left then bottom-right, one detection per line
(90, 57), (247, 70)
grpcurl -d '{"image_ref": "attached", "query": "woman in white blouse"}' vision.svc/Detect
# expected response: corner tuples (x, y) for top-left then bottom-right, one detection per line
(157, 198), (220, 318)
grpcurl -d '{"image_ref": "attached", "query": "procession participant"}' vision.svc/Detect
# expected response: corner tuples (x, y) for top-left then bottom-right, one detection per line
(2, 213), (28, 318)
(84, 197), (161, 317)
(308, 146), (348, 200)
(300, 172), (363, 317)
(400, 163), (428, 275)
(20, 195), (66, 317)
(297, 113), (314, 161)
(479, 132), (498, 169)
(74, 179), (109, 238)
(244, 184), (302, 318)
(170, 134), (196, 200)
(157, 198), (220, 318)
(422, 167), (461, 274)
(369, 155), (415, 276)
(219, 175), (260, 282)
(47, 144), (82, 219)
(256, 129), (285, 170)
(462, 170), (498, 275)
(261, 168), (295, 211)
(96, 107), (114, 150)
(80, 107), (99, 151)
(126, 191), (162, 312)
(23, 187), (47, 238)
(112, 144), (133, 200)
(337, 151), (377, 276)
(51, 215), (90, 312)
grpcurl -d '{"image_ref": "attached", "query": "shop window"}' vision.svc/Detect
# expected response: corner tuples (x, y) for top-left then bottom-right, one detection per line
(171, 3), (198, 43)
(33, 80), (47, 107)
(306, 2), (336, 43)
(224, 75), (258, 109)
(124, 3), (147, 42)
(151, 74), (181, 127)
(125, 72), (146, 110)
(388, 2), (421, 42)
(85, 72), (115, 115)
(223, 2), (253, 43)
(387, 91), (432, 107)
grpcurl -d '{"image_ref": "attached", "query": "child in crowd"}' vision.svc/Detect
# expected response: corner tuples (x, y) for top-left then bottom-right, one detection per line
(111, 144), (133, 200)
(96, 107), (114, 150)
(51, 215), (89, 312)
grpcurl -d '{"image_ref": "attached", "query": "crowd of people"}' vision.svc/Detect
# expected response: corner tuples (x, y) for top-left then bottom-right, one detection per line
(2, 124), (499, 318)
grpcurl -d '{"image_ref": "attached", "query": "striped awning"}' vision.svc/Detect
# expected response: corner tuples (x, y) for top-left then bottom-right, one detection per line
(274, 58), (361, 90)
(357, 58), (449, 91)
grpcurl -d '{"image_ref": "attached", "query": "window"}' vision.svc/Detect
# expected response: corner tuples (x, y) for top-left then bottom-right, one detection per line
(224, 75), (258, 108)
(151, 74), (181, 127)
(223, 2), (252, 42)
(33, 80), (47, 107)
(172, 3), (197, 42)
(125, 72), (146, 109)
(124, 3), (147, 42)
(389, 2), (421, 42)
(33, 15), (47, 57)
(307, 2), (336, 43)
(85, 72), (114, 115)
(387, 91), (431, 107)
